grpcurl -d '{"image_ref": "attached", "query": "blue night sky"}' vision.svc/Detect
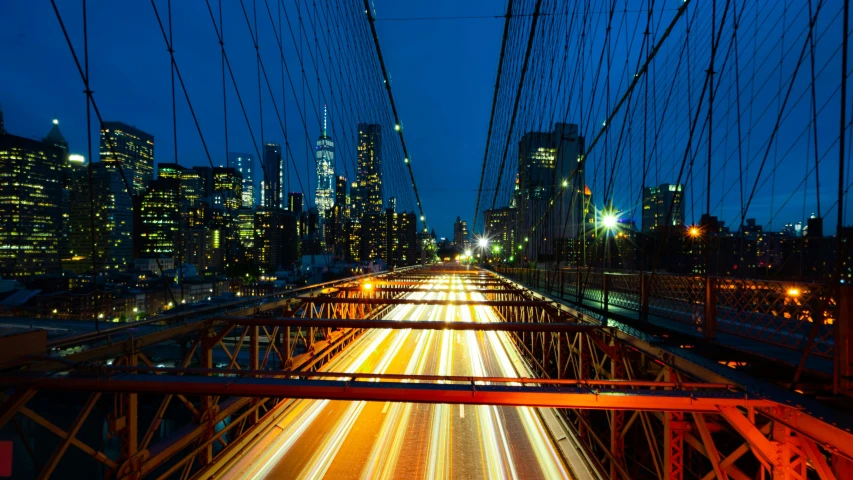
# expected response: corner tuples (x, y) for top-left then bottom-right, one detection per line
(0, 1), (503, 239)
(1, 1), (850, 237)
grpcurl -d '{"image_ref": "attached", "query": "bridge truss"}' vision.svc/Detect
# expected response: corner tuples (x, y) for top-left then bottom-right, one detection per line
(1, 267), (852, 479)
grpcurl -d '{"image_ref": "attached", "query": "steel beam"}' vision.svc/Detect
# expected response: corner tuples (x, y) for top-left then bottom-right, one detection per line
(296, 297), (549, 306)
(217, 317), (595, 332)
(8, 374), (781, 411)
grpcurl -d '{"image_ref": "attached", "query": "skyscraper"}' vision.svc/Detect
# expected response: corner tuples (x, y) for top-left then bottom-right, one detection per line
(515, 123), (586, 259)
(0, 128), (64, 277)
(642, 183), (686, 234)
(138, 178), (180, 257)
(261, 143), (282, 209)
(453, 217), (469, 246)
(212, 167), (243, 211)
(159, 163), (203, 208)
(288, 192), (304, 215)
(228, 152), (255, 207)
(68, 163), (134, 273)
(335, 175), (348, 215)
(100, 121), (154, 196)
(315, 106), (335, 218)
(356, 123), (383, 217)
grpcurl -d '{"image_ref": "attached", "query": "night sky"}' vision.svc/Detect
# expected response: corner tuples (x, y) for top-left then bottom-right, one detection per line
(1, 1), (849, 238)
(0, 1), (502, 239)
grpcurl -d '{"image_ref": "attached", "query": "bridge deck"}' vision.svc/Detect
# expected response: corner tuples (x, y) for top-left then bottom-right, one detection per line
(211, 273), (593, 479)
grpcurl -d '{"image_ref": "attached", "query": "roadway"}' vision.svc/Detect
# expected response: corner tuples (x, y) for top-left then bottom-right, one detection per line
(216, 274), (582, 479)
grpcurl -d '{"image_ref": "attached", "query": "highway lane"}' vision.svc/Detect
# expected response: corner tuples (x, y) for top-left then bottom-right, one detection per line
(219, 274), (576, 479)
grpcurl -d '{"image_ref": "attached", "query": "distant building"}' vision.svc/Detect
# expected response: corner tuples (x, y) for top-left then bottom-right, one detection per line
(261, 143), (282, 209)
(360, 212), (386, 262)
(288, 192), (304, 215)
(138, 178), (180, 257)
(642, 183), (686, 234)
(315, 106), (335, 218)
(212, 167), (243, 211)
(158, 163), (203, 208)
(335, 175), (349, 218)
(388, 210), (417, 267)
(100, 121), (154, 196)
(515, 123), (586, 259)
(68, 163), (133, 273)
(0, 128), (65, 277)
(356, 123), (382, 218)
(453, 216), (469, 246)
(254, 209), (300, 269)
(236, 207), (255, 261)
(228, 152), (255, 207)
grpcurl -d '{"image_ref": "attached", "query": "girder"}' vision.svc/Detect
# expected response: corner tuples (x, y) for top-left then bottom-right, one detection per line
(3, 266), (852, 480)
(5, 373), (779, 412)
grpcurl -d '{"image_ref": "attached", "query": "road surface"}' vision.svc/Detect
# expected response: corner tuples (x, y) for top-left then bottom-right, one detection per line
(219, 274), (579, 479)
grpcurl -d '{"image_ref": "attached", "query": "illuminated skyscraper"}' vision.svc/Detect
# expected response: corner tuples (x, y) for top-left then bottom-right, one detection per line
(212, 167), (243, 211)
(138, 178), (180, 257)
(642, 183), (686, 234)
(335, 175), (348, 215)
(515, 123), (586, 259)
(261, 143), (282, 209)
(100, 121), (154, 196)
(68, 163), (133, 273)
(228, 152), (255, 207)
(288, 192), (304, 215)
(0, 129), (64, 277)
(315, 106), (335, 218)
(356, 123), (382, 217)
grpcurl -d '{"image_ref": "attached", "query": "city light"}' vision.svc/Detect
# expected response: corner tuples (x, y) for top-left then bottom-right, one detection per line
(478, 237), (489, 248)
(362, 282), (374, 291)
(689, 226), (700, 237)
(602, 213), (617, 229)
(562, 179), (568, 188)
(394, 124), (401, 131)
(787, 288), (800, 296)
(464, 249), (472, 257)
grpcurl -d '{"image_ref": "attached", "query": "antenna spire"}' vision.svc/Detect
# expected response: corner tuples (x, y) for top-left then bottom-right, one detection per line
(323, 104), (328, 137)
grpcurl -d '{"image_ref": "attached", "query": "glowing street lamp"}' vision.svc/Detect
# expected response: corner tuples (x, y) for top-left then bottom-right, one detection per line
(689, 226), (700, 237)
(478, 237), (489, 249)
(602, 213), (617, 230)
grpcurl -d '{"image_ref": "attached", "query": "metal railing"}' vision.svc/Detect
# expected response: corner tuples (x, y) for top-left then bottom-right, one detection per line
(495, 267), (844, 361)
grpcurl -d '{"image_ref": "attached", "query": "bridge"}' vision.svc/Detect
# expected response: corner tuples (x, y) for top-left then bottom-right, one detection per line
(1, 0), (853, 479)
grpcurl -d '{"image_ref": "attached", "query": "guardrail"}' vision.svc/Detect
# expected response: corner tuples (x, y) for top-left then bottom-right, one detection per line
(495, 267), (848, 364)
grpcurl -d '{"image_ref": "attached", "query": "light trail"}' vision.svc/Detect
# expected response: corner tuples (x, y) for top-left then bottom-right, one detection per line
(217, 273), (577, 479)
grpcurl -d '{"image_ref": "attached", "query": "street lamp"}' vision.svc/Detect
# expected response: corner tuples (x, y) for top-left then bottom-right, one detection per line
(602, 213), (617, 230)
(689, 226), (700, 237)
(478, 237), (489, 249)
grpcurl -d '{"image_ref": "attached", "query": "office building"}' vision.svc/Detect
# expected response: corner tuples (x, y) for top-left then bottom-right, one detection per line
(254, 209), (300, 269)
(158, 163), (204, 209)
(360, 212), (387, 262)
(212, 167), (243, 211)
(356, 123), (382, 217)
(137, 178), (180, 257)
(453, 216), (469, 246)
(262, 143), (282, 209)
(642, 183), (686, 233)
(0, 128), (65, 277)
(68, 163), (133, 273)
(387, 210), (417, 267)
(236, 207), (255, 260)
(228, 152), (255, 207)
(315, 107), (335, 218)
(335, 176), (349, 217)
(100, 121), (154, 196)
(288, 192), (304, 215)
